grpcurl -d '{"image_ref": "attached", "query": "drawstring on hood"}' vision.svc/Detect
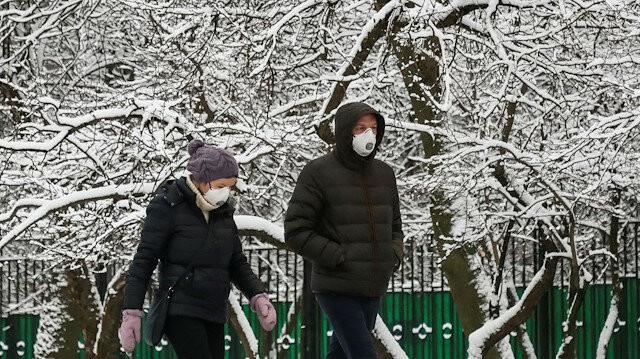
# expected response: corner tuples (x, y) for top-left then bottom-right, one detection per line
(333, 102), (385, 171)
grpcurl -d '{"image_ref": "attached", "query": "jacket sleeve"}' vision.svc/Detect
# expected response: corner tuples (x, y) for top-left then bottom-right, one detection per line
(229, 224), (265, 300)
(123, 195), (174, 309)
(391, 172), (404, 267)
(284, 162), (345, 268)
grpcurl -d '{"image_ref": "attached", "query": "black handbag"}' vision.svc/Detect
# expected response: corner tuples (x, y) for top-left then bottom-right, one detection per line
(144, 287), (172, 346)
(144, 233), (217, 346)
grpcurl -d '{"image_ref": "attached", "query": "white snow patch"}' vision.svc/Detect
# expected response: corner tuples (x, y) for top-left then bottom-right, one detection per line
(372, 315), (409, 359)
(234, 215), (285, 243)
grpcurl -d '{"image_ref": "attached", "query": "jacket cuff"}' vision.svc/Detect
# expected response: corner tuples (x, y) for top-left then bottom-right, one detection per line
(122, 309), (143, 318)
(330, 248), (346, 268)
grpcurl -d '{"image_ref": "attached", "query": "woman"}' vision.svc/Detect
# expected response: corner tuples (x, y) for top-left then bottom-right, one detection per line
(118, 139), (277, 358)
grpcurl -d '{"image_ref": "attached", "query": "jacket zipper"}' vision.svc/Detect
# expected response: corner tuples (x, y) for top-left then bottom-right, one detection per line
(361, 172), (377, 296)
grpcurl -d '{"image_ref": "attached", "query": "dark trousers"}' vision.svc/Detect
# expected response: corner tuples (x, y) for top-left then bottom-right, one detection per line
(315, 292), (381, 359)
(164, 315), (225, 359)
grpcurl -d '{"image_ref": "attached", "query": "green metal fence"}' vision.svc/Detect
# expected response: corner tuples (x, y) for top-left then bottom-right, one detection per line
(1, 223), (639, 358)
(0, 279), (638, 358)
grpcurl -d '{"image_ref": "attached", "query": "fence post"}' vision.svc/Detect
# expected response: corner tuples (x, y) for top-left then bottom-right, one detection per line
(536, 224), (550, 357)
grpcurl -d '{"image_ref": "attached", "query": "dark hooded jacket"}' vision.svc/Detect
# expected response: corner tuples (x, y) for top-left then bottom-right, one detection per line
(123, 177), (264, 322)
(284, 102), (404, 297)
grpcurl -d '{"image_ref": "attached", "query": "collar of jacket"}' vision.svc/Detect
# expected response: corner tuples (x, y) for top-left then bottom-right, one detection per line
(333, 102), (386, 171)
(185, 174), (218, 213)
(159, 177), (235, 217)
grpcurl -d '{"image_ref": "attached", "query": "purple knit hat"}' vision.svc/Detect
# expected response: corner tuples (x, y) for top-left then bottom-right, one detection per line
(186, 139), (239, 183)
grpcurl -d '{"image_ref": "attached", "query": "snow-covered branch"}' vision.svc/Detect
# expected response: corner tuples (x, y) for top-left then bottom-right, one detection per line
(468, 257), (559, 358)
(235, 215), (290, 251)
(0, 182), (158, 250)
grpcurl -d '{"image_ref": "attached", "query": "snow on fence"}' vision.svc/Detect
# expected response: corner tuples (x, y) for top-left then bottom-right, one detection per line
(1, 223), (639, 358)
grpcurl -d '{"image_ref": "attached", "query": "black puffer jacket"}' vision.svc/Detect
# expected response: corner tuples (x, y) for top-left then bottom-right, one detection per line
(123, 177), (264, 323)
(284, 102), (404, 297)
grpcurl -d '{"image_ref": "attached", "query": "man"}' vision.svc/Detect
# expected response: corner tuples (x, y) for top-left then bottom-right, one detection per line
(285, 102), (404, 358)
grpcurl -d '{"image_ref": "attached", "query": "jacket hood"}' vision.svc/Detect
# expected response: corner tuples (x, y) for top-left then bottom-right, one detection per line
(333, 102), (385, 170)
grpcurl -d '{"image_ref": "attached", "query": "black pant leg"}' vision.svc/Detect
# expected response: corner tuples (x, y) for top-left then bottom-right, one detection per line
(315, 292), (379, 359)
(362, 296), (381, 331)
(164, 315), (213, 359)
(204, 321), (226, 359)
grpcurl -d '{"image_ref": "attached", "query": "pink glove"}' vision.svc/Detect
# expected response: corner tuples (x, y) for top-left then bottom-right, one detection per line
(118, 309), (142, 353)
(250, 293), (277, 331)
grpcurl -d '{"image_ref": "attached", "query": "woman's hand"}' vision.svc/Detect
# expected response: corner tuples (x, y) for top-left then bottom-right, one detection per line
(118, 309), (143, 353)
(250, 293), (277, 331)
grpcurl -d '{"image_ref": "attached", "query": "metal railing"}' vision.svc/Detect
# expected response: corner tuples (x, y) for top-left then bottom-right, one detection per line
(0, 223), (639, 358)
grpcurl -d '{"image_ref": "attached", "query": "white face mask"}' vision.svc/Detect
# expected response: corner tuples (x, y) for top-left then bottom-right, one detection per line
(352, 128), (376, 157)
(203, 187), (230, 208)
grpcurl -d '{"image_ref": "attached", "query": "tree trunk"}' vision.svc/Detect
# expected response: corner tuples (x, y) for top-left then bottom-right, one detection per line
(95, 272), (126, 359)
(595, 187), (623, 357)
(390, 25), (508, 358)
(37, 263), (102, 359)
(63, 264), (101, 359)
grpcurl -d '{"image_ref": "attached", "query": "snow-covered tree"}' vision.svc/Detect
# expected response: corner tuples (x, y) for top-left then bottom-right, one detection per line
(2, 0), (639, 358)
